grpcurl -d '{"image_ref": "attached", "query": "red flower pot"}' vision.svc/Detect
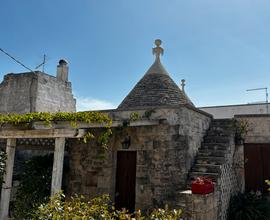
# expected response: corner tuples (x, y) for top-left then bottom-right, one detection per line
(191, 177), (214, 195)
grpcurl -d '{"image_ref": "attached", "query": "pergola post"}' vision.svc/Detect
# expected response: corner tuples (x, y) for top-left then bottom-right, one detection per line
(0, 138), (16, 220)
(51, 137), (65, 196)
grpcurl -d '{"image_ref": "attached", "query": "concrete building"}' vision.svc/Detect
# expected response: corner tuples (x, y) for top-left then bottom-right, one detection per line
(199, 103), (270, 119)
(0, 59), (76, 114)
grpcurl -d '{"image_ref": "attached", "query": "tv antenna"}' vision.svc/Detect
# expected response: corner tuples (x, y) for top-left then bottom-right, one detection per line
(35, 54), (47, 72)
(246, 87), (268, 114)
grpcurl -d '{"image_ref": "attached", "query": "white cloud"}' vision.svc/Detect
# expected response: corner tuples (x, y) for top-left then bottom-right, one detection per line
(76, 97), (116, 111)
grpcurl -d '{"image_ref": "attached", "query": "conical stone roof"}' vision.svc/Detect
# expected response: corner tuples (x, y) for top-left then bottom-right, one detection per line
(118, 40), (194, 110)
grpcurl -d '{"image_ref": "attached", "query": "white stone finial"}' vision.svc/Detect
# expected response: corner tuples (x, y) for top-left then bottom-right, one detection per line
(152, 39), (164, 59)
(181, 79), (186, 92)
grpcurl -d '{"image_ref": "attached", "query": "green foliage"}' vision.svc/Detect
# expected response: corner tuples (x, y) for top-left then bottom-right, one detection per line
(0, 112), (112, 126)
(0, 148), (7, 186)
(232, 119), (249, 141)
(149, 205), (182, 220)
(33, 192), (182, 220)
(130, 112), (140, 122)
(0, 112), (112, 146)
(12, 155), (53, 220)
(265, 180), (270, 191)
(34, 193), (116, 220)
(97, 128), (113, 149)
(227, 192), (270, 220)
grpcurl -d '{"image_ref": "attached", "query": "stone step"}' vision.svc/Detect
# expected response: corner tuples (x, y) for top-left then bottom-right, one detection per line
(201, 143), (229, 151)
(210, 125), (233, 131)
(210, 125), (233, 130)
(210, 121), (235, 128)
(196, 155), (225, 165)
(198, 149), (227, 157)
(192, 164), (221, 173)
(212, 119), (233, 126)
(184, 119), (232, 192)
(175, 190), (193, 208)
(206, 131), (232, 137)
(213, 119), (233, 123)
(204, 136), (230, 143)
(208, 128), (233, 136)
(188, 171), (219, 182)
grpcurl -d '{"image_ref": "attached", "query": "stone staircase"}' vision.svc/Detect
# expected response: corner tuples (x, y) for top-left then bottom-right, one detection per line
(176, 119), (236, 220)
(187, 119), (235, 188)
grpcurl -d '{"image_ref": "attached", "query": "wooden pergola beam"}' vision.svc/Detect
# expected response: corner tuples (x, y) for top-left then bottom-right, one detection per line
(51, 137), (65, 196)
(31, 120), (160, 130)
(0, 128), (87, 139)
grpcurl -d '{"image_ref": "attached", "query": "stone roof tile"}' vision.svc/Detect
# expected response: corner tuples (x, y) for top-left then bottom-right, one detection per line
(118, 40), (194, 110)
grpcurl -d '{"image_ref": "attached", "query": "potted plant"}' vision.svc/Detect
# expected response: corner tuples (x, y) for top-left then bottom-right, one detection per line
(232, 119), (249, 145)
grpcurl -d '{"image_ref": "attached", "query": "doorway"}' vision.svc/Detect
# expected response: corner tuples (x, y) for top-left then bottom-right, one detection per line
(115, 151), (137, 212)
(245, 143), (270, 192)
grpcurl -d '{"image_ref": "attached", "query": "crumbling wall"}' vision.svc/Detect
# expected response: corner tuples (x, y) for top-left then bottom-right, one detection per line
(35, 74), (76, 112)
(0, 72), (76, 114)
(0, 73), (36, 114)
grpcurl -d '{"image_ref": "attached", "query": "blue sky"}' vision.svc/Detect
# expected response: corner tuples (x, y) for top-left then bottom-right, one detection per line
(1, 0), (270, 110)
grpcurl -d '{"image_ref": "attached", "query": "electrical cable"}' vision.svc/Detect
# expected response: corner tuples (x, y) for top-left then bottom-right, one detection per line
(0, 47), (34, 72)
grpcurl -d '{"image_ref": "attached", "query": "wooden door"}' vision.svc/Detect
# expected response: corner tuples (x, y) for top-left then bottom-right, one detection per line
(245, 143), (270, 192)
(115, 151), (137, 212)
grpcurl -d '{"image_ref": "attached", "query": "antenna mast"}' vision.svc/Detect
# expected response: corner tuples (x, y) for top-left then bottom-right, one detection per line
(35, 54), (47, 72)
(246, 87), (269, 114)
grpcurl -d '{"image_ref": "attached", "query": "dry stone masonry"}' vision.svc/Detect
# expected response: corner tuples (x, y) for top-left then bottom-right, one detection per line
(0, 40), (245, 220)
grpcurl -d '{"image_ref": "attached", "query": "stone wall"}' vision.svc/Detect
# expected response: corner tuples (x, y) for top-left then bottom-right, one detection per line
(35, 73), (76, 112)
(66, 106), (211, 211)
(0, 72), (76, 114)
(0, 73), (35, 114)
(107, 106), (211, 174)
(179, 191), (219, 220)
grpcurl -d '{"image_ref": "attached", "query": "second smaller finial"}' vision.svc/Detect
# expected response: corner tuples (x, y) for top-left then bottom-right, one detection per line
(181, 79), (186, 92)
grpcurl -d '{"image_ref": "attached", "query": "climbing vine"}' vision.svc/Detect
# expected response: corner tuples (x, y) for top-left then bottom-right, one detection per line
(0, 112), (112, 147)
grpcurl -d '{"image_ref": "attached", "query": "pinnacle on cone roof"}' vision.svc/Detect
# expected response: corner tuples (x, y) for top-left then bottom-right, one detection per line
(118, 40), (194, 110)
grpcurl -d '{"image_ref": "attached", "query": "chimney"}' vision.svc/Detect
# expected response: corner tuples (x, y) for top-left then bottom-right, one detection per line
(57, 59), (69, 81)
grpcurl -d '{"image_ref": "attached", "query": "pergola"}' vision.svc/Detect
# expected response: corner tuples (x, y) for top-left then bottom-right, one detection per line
(0, 122), (89, 220)
(0, 119), (158, 220)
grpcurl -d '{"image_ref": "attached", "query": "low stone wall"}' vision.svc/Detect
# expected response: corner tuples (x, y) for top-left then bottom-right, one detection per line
(179, 190), (219, 220)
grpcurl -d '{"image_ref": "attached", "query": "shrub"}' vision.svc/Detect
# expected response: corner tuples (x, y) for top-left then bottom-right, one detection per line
(149, 206), (182, 220)
(265, 180), (270, 191)
(227, 192), (270, 220)
(34, 193), (115, 220)
(33, 192), (182, 220)
(12, 154), (53, 220)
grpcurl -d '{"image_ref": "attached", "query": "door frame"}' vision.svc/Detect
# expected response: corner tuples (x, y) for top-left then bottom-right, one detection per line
(114, 150), (137, 212)
(244, 143), (270, 192)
